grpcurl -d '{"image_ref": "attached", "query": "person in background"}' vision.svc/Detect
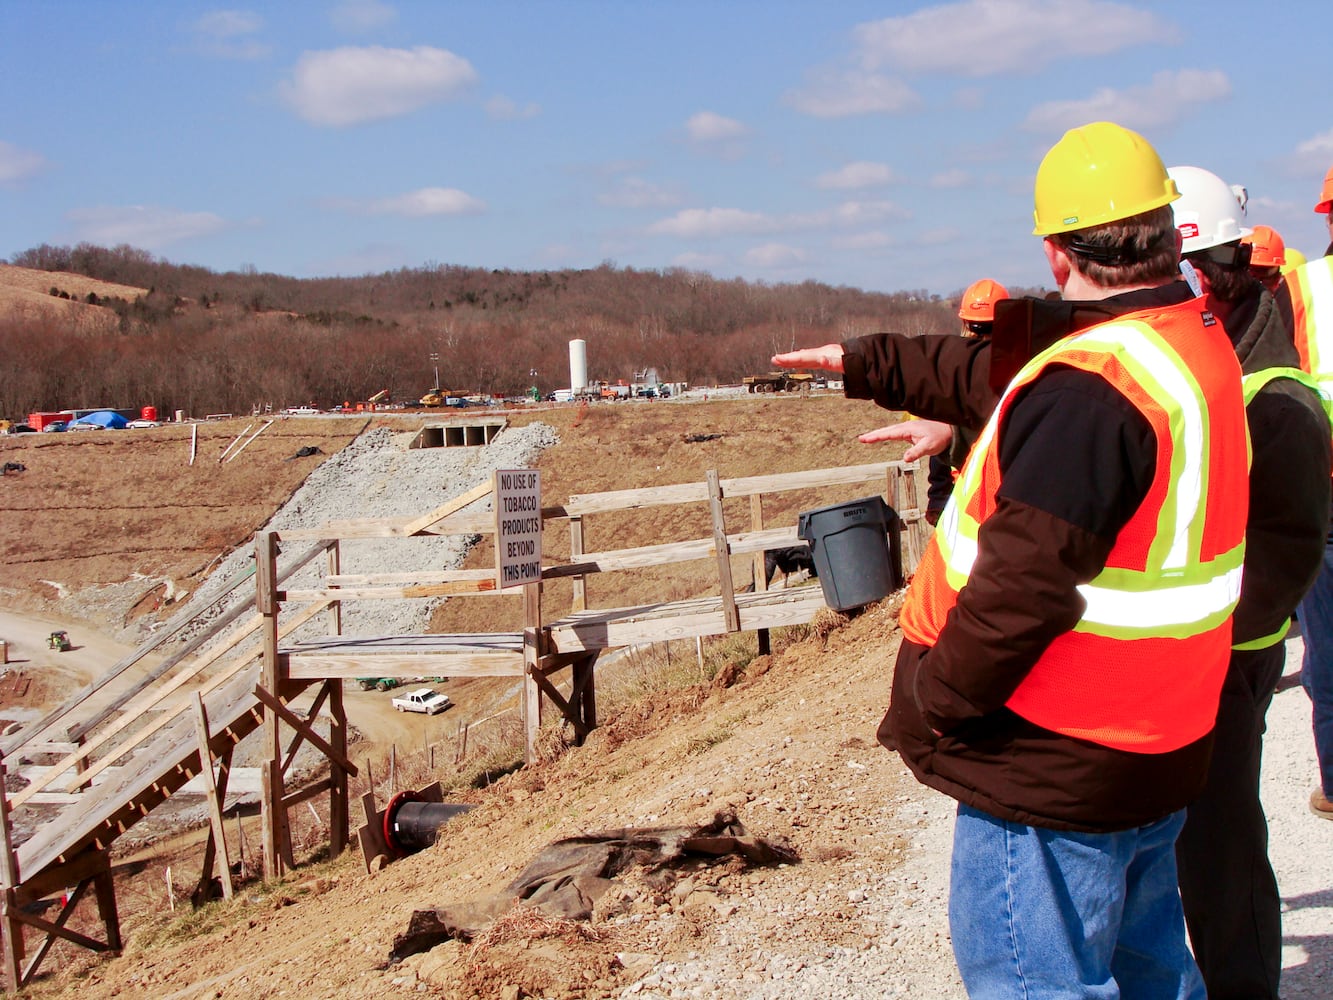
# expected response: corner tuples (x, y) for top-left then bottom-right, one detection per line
(1244, 224), (1288, 293)
(1167, 165), (1330, 1000)
(1276, 163), (1333, 824)
(772, 121), (1249, 998)
(873, 279), (1008, 525)
(1284, 245), (1309, 274)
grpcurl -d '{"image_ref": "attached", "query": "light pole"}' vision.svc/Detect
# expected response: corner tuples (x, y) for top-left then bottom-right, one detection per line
(429, 352), (440, 390)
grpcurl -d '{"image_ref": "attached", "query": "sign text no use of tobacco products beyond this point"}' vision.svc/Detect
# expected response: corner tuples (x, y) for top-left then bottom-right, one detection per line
(494, 468), (542, 588)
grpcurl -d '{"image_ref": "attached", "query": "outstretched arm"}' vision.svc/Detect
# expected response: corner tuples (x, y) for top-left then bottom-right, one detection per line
(772, 345), (844, 373)
(859, 419), (953, 462)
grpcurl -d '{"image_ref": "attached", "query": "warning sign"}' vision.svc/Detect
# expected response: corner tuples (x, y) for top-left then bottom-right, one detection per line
(494, 468), (542, 589)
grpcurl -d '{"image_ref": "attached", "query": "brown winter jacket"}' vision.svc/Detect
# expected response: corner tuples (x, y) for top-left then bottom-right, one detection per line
(843, 283), (1252, 832)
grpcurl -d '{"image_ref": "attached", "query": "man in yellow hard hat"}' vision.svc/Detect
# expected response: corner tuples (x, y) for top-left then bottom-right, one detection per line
(773, 122), (1249, 998)
(1276, 162), (1333, 829)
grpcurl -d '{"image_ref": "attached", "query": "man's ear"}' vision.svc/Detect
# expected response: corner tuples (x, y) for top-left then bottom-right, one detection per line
(1043, 238), (1072, 290)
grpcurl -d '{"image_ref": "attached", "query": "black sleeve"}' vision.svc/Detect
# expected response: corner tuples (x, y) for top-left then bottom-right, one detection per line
(1233, 388), (1332, 642)
(842, 333), (997, 429)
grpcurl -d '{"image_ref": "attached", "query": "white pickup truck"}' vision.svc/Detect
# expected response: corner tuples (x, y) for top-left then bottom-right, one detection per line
(391, 688), (451, 714)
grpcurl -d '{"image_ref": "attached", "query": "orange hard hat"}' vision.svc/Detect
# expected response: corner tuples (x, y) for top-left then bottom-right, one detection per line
(958, 278), (1009, 321)
(1316, 165), (1333, 214)
(1244, 225), (1286, 269)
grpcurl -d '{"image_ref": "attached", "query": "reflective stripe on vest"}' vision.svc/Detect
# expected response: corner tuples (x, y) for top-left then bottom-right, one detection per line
(1232, 366), (1330, 651)
(1287, 257), (1333, 398)
(899, 302), (1248, 752)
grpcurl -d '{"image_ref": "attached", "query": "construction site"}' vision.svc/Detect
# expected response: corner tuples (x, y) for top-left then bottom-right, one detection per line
(0, 391), (1329, 1000)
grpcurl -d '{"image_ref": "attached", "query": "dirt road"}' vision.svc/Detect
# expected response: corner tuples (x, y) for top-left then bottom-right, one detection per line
(0, 609), (143, 731)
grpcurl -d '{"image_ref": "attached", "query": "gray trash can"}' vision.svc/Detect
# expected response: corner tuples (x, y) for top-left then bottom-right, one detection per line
(797, 495), (902, 611)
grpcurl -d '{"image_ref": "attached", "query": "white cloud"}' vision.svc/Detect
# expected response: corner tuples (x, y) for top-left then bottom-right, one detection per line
(331, 0), (397, 34)
(832, 231), (893, 251)
(929, 168), (971, 189)
(671, 251), (726, 270)
(191, 9), (270, 60)
(66, 205), (227, 249)
(1023, 69), (1231, 133)
(1291, 129), (1333, 175)
(485, 95), (541, 120)
(825, 200), (905, 226)
(0, 141), (47, 184)
(816, 161), (896, 190)
(648, 208), (777, 239)
(686, 111), (748, 143)
(745, 243), (807, 268)
(279, 46), (477, 127)
(648, 200), (906, 240)
(854, 0), (1176, 77)
(599, 177), (682, 209)
(784, 70), (919, 118)
(917, 227), (962, 246)
(363, 187), (486, 216)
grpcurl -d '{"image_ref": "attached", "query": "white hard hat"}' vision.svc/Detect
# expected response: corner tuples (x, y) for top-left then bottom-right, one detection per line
(1168, 165), (1252, 254)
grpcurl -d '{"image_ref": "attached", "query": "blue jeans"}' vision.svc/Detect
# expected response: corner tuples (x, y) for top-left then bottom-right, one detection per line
(1297, 535), (1333, 796)
(950, 804), (1205, 999)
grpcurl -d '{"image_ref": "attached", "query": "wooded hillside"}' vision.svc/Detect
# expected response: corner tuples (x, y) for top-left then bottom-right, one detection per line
(3, 242), (1045, 419)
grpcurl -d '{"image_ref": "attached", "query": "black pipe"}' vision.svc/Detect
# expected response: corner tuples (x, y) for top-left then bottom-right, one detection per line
(386, 799), (474, 854)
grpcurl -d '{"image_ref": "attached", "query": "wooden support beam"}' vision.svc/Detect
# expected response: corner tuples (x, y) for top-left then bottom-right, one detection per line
(257, 531), (283, 881)
(19, 879), (90, 986)
(194, 747), (233, 907)
(328, 680), (349, 858)
(0, 757), (24, 991)
(525, 671), (590, 740)
(568, 515), (587, 612)
(191, 694), (233, 902)
(281, 776), (334, 810)
(751, 494), (771, 657)
(251, 686), (358, 778)
(280, 683), (332, 776)
(707, 470), (740, 633)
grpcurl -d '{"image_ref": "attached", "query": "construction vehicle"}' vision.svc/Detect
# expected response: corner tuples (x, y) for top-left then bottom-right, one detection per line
(47, 631), (71, 652)
(742, 371), (815, 393)
(419, 388), (447, 407)
(368, 388), (390, 405)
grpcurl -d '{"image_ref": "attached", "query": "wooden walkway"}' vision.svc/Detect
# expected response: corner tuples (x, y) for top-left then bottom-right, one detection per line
(0, 457), (926, 991)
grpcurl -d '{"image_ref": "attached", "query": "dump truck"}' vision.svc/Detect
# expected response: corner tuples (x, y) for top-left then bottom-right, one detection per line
(742, 371), (815, 393)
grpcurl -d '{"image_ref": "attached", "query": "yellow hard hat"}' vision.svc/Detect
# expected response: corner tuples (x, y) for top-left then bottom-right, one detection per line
(1283, 247), (1308, 274)
(1032, 121), (1180, 236)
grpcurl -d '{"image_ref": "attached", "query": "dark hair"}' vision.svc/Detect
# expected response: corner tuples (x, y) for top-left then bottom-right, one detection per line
(1049, 205), (1179, 287)
(1188, 252), (1260, 304)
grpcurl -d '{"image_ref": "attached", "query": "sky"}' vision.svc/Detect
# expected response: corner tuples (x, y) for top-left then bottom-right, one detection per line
(3, 0), (1331, 298)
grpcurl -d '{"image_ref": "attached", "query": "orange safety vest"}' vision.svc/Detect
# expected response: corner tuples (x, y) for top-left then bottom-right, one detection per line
(899, 298), (1249, 753)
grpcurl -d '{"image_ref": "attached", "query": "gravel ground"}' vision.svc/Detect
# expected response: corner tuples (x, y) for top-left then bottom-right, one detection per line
(615, 637), (1332, 999)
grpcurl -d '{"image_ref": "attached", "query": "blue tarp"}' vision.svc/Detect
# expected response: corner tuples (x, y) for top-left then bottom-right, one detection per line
(72, 410), (129, 429)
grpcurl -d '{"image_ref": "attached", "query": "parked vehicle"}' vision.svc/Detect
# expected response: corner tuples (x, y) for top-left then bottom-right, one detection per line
(742, 371), (814, 393)
(125, 418), (160, 428)
(391, 688), (451, 714)
(41, 421), (69, 433)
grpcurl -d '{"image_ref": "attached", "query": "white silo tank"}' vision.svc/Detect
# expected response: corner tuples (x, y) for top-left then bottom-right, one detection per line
(569, 339), (588, 391)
